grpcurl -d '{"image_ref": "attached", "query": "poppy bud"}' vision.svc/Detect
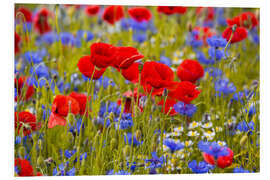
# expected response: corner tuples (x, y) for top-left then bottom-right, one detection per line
(240, 134), (248, 147)
(123, 145), (131, 157)
(32, 134), (38, 142)
(135, 130), (142, 140)
(163, 88), (168, 97)
(18, 146), (26, 158)
(67, 113), (76, 126)
(38, 139), (42, 150)
(232, 24), (237, 32)
(138, 63), (144, 73)
(67, 132), (74, 143)
(37, 155), (44, 167)
(110, 138), (117, 150)
(108, 112), (115, 121)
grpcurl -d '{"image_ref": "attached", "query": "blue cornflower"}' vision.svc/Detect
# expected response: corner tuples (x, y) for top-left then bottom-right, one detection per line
(53, 163), (75, 176)
(76, 30), (94, 42)
(15, 136), (21, 145)
(188, 160), (214, 173)
(24, 51), (43, 64)
(216, 8), (227, 26)
(124, 133), (143, 146)
(30, 64), (49, 79)
(133, 31), (147, 43)
(96, 76), (115, 89)
(198, 141), (229, 158)
(205, 67), (223, 78)
(41, 32), (59, 45)
(188, 30), (203, 48)
(42, 105), (50, 121)
(107, 170), (131, 175)
(145, 152), (164, 174)
(66, 167), (76, 176)
(159, 56), (172, 67)
(64, 149), (77, 159)
(23, 22), (32, 32)
(214, 78), (236, 96)
(121, 18), (131, 31)
(129, 18), (148, 32)
(236, 121), (255, 134)
(196, 51), (215, 65)
(246, 104), (256, 117)
(59, 32), (75, 46)
(126, 161), (137, 172)
(107, 102), (121, 117)
(233, 167), (252, 173)
(208, 47), (225, 61)
(173, 102), (197, 117)
(163, 138), (184, 153)
(114, 113), (133, 130)
(96, 116), (111, 128)
(206, 36), (227, 48)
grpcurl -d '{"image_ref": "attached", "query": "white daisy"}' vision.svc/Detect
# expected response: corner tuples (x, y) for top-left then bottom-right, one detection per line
(201, 122), (213, 129)
(188, 121), (201, 129)
(187, 130), (200, 137)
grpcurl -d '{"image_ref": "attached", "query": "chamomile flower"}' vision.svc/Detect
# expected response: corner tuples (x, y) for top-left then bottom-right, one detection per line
(203, 130), (216, 140)
(184, 140), (193, 147)
(174, 126), (184, 133)
(201, 122), (213, 129)
(217, 141), (226, 146)
(187, 130), (200, 137)
(215, 126), (223, 132)
(188, 121), (201, 129)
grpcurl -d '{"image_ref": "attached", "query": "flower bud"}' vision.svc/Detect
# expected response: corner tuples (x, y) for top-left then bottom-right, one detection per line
(135, 130), (142, 140)
(123, 145), (131, 157)
(38, 139), (42, 150)
(232, 24), (237, 32)
(18, 146), (25, 158)
(240, 134), (248, 147)
(37, 155), (44, 167)
(110, 138), (117, 150)
(67, 113), (76, 126)
(138, 63), (144, 73)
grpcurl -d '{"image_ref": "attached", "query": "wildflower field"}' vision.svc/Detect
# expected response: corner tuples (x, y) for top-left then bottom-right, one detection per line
(14, 4), (260, 176)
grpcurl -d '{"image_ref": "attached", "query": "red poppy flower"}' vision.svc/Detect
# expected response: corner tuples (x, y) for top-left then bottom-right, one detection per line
(15, 111), (40, 136)
(69, 91), (91, 115)
(112, 46), (144, 69)
(15, 32), (21, 55)
(120, 62), (140, 84)
(227, 12), (258, 29)
(89, 42), (117, 69)
(168, 81), (200, 104)
(33, 8), (51, 35)
(158, 98), (177, 116)
(128, 7), (152, 22)
(15, 76), (35, 102)
(141, 61), (178, 96)
(196, 7), (214, 21)
(48, 95), (80, 128)
(117, 89), (144, 114)
(102, 5), (124, 25)
(157, 6), (187, 15)
(51, 95), (80, 117)
(16, 7), (32, 22)
(48, 112), (67, 129)
(193, 26), (216, 45)
(177, 59), (204, 83)
(15, 158), (34, 176)
(63, 4), (81, 9)
(222, 26), (248, 44)
(203, 147), (234, 168)
(77, 55), (106, 80)
(85, 5), (100, 16)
